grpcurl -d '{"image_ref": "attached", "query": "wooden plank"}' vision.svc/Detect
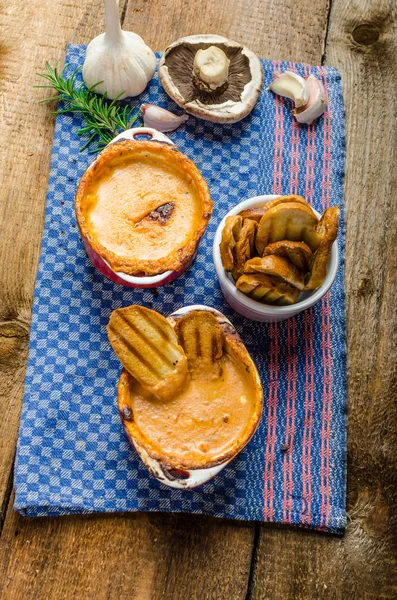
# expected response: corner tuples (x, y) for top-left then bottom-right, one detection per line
(125, 0), (330, 63)
(0, 492), (254, 600)
(250, 0), (397, 598)
(0, 0), (335, 598)
(0, 0), (109, 521)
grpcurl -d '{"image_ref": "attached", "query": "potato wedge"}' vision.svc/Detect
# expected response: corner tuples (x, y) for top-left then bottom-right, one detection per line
(244, 255), (305, 290)
(175, 310), (224, 380)
(256, 202), (320, 255)
(305, 206), (340, 289)
(220, 215), (243, 271)
(107, 305), (188, 401)
(263, 240), (312, 272)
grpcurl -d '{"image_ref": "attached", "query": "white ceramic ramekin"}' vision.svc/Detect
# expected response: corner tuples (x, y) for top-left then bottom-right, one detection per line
(213, 195), (339, 322)
(79, 127), (201, 289)
(118, 304), (263, 489)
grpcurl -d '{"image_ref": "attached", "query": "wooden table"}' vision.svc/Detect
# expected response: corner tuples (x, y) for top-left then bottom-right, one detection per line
(0, 1), (396, 598)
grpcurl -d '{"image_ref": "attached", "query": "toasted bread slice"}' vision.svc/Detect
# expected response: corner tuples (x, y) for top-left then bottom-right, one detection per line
(232, 218), (257, 281)
(305, 206), (340, 290)
(256, 202), (320, 255)
(265, 283), (300, 305)
(236, 273), (299, 305)
(236, 273), (276, 300)
(263, 240), (312, 272)
(244, 255), (305, 290)
(108, 306), (188, 400)
(220, 215), (243, 271)
(238, 195), (309, 223)
(175, 310), (224, 380)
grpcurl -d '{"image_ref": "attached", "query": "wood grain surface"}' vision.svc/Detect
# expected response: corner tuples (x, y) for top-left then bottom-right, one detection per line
(0, 0), (396, 598)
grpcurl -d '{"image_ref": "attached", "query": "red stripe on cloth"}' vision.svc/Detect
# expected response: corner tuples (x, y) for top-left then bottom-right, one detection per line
(269, 323), (279, 521)
(283, 319), (292, 522)
(289, 318), (297, 521)
(301, 63), (316, 525)
(264, 60), (282, 521)
(282, 62), (300, 524)
(307, 307), (315, 524)
(263, 322), (273, 520)
(317, 66), (333, 529)
(303, 309), (315, 526)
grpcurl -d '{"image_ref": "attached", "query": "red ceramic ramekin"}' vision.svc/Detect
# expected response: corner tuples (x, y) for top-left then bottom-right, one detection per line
(77, 127), (207, 288)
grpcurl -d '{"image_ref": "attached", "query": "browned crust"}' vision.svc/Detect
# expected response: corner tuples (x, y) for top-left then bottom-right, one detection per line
(75, 139), (213, 276)
(117, 311), (263, 470)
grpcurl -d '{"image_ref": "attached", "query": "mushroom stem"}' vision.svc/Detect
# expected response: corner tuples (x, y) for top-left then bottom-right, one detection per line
(192, 46), (230, 93)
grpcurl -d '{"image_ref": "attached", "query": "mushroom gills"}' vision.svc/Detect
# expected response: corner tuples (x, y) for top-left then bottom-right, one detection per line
(162, 43), (252, 105)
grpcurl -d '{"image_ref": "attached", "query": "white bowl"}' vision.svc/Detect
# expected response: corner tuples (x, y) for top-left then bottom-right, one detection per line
(213, 195), (339, 322)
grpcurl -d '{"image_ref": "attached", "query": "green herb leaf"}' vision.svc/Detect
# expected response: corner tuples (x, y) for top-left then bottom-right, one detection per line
(36, 63), (140, 152)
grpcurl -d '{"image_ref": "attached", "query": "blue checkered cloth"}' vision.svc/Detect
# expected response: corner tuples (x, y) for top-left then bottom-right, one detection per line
(15, 45), (346, 533)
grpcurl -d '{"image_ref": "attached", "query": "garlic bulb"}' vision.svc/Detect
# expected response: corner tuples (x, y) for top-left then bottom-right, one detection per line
(140, 104), (188, 132)
(267, 71), (309, 108)
(82, 0), (156, 99)
(293, 75), (327, 124)
(192, 46), (230, 92)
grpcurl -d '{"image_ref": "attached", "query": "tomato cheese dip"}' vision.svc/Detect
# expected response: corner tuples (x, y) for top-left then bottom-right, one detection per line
(120, 350), (256, 465)
(75, 140), (212, 276)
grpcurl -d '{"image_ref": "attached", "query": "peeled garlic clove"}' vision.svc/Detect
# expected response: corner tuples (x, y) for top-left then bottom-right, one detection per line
(293, 75), (327, 124)
(140, 104), (189, 132)
(267, 70), (310, 108)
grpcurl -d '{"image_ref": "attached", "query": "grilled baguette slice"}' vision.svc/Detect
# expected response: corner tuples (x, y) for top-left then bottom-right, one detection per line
(256, 202), (320, 255)
(232, 218), (257, 281)
(175, 310), (225, 380)
(263, 240), (312, 272)
(238, 195), (309, 223)
(305, 206), (340, 289)
(236, 273), (299, 305)
(220, 215), (243, 272)
(107, 305), (188, 401)
(244, 255), (305, 290)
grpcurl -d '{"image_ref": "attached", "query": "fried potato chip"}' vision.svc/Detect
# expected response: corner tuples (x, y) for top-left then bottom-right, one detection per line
(255, 202), (320, 256)
(108, 305), (188, 400)
(305, 206), (340, 290)
(236, 274), (299, 305)
(220, 215), (243, 271)
(244, 255), (305, 290)
(232, 218), (257, 281)
(239, 195), (309, 223)
(263, 240), (312, 272)
(175, 310), (225, 380)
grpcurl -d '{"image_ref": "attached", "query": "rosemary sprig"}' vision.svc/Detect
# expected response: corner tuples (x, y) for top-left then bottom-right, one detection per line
(35, 62), (139, 152)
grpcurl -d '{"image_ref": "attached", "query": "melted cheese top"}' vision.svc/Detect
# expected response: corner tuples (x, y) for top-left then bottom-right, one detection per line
(82, 155), (203, 265)
(127, 352), (255, 462)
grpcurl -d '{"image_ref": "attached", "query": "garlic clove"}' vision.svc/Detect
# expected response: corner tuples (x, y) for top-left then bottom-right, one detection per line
(293, 75), (327, 124)
(193, 46), (230, 92)
(82, 0), (156, 99)
(140, 104), (189, 132)
(267, 70), (310, 108)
